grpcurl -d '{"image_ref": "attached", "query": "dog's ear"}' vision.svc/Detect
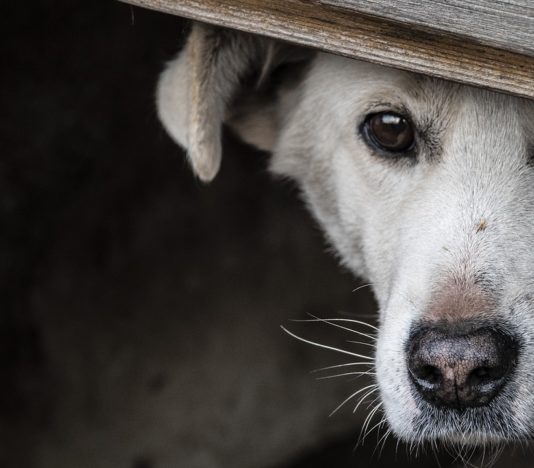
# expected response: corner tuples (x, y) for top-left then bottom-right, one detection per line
(157, 22), (314, 182)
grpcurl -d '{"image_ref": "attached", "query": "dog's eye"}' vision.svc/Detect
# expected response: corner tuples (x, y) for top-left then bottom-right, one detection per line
(362, 112), (415, 155)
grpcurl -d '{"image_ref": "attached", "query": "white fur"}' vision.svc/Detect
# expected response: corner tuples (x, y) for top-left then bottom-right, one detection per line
(157, 28), (534, 447)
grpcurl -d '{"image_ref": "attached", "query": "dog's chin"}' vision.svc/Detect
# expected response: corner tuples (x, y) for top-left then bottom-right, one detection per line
(388, 402), (533, 449)
(411, 429), (513, 447)
(388, 402), (530, 448)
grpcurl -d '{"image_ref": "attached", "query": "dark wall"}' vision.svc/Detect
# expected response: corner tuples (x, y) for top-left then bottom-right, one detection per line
(1, 2), (376, 467)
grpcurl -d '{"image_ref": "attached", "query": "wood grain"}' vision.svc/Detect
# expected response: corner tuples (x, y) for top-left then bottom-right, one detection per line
(323, 0), (534, 57)
(120, 0), (534, 99)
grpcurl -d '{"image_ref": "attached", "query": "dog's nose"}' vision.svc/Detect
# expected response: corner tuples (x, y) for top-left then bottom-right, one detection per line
(407, 325), (518, 409)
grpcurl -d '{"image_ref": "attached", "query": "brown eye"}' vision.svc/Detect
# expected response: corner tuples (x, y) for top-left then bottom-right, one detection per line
(362, 112), (415, 154)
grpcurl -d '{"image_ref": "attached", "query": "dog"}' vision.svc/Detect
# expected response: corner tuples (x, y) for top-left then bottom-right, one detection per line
(157, 22), (534, 452)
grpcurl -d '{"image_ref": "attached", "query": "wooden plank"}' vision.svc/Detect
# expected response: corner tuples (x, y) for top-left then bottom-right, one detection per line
(121, 0), (534, 99)
(324, 1), (534, 57)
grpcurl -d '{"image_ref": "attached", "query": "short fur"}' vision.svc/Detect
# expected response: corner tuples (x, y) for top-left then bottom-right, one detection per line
(157, 23), (534, 448)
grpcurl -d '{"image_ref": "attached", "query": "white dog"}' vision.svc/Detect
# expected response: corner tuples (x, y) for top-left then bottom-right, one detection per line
(157, 23), (534, 451)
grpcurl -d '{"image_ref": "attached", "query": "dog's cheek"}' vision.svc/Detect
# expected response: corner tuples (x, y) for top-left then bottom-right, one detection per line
(375, 296), (423, 438)
(376, 350), (419, 439)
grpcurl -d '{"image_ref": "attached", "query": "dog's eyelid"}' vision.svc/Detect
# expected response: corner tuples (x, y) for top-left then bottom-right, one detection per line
(361, 99), (413, 120)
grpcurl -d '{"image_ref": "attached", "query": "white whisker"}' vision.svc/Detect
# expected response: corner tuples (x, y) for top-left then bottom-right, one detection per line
(299, 314), (378, 332)
(352, 283), (372, 293)
(316, 370), (375, 381)
(376, 427), (393, 458)
(352, 387), (379, 414)
(280, 326), (373, 360)
(358, 401), (383, 445)
(364, 394), (381, 410)
(370, 417), (388, 449)
(291, 317), (377, 341)
(311, 362), (373, 373)
(346, 339), (376, 348)
(329, 383), (378, 417)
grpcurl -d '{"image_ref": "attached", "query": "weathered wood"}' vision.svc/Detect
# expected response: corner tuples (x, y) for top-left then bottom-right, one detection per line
(121, 0), (534, 99)
(324, 1), (534, 57)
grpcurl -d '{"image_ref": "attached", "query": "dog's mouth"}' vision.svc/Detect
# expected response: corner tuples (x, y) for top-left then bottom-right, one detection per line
(391, 406), (530, 468)
(382, 376), (531, 450)
(408, 401), (527, 446)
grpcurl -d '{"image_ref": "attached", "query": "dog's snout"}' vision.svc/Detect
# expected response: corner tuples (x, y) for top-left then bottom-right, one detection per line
(407, 325), (518, 409)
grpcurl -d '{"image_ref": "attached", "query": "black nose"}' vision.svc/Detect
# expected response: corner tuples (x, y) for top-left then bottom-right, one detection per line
(407, 324), (518, 409)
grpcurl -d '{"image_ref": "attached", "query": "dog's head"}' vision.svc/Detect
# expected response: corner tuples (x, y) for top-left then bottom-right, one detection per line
(157, 24), (534, 446)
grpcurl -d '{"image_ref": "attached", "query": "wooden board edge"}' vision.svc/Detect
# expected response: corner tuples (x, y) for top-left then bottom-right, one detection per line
(120, 0), (534, 100)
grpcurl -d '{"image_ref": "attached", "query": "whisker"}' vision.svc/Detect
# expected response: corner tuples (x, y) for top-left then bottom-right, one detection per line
(311, 362), (373, 373)
(358, 401), (383, 445)
(364, 394), (382, 410)
(395, 437), (403, 459)
(300, 314), (378, 332)
(431, 439), (443, 468)
(346, 339), (376, 348)
(488, 443), (505, 468)
(291, 319), (377, 342)
(280, 326), (374, 360)
(359, 403), (380, 440)
(377, 429), (392, 459)
(329, 383), (378, 417)
(376, 426), (393, 458)
(316, 370), (376, 381)
(352, 387), (379, 414)
(291, 317), (377, 341)
(364, 416), (385, 448)
(352, 283), (372, 293)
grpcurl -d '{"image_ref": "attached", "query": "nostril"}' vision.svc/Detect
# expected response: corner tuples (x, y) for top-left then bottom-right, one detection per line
(467, 364), (507, 387)
(468, 366), (491, 386)
(413, 365), (442, 387)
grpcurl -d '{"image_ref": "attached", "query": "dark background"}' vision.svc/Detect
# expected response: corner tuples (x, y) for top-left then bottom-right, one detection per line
(1, 1), (532, 467)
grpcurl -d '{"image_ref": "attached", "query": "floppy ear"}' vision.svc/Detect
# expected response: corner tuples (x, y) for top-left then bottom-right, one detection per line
(156, 22), (313, 182)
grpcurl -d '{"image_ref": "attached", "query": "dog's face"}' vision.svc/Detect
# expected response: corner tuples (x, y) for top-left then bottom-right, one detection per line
(273, 54), (534, 444)
(157, 25), (534, 446)
(288, 53), (534, 445)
